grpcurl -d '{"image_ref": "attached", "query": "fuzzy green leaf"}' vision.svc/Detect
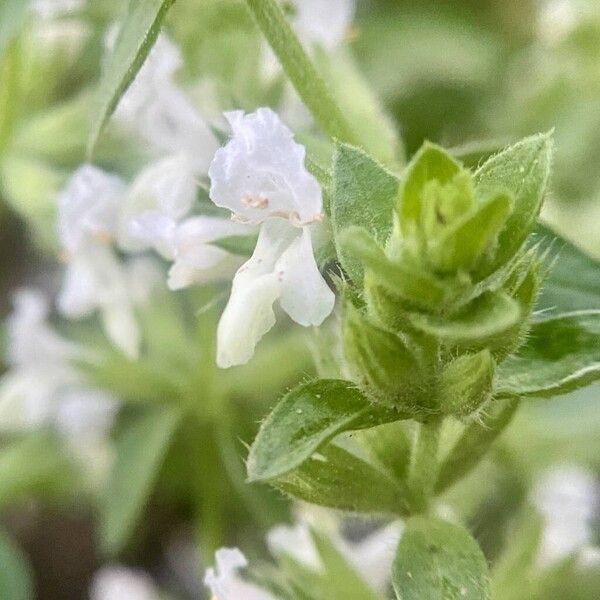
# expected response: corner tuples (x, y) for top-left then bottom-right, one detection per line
(407, 291), (521, 346)
(275, 444), (410, 515)
(331, 145), (399, 283)
(537, 225), (600, 311)
(247, 379), (402, 482)
(100, 405), (181, 554)
(439, 350), (495, 416)
(474, 133), (553, 275)
(393, 516), (490, 600)
(496, 311), (600, 399)
(88, 0), (176, 155)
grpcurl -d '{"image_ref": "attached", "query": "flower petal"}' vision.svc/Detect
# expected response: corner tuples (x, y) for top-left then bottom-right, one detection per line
(166, 216), (248, 290)
(216, 220), (297, 368)
(209, 107), (322, 224)
(277, 227), (335, 326)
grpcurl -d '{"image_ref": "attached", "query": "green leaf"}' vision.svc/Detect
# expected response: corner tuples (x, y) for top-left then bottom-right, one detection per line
(246, 379), (402, 483)
(474, 132), (553, 276)
(435, 398), (520, 494)
(310, 528), (382, 600)
(398, 142), (462, 239)
(210, 234), (258, 257)
(429, 192), (513, 274)
(0, 0), (31, 56)
(536, 225), (600, 311)
(100, 405), (181, 554)
(0, 530), (33, 600)
(331, 144), (399, 283)
(392, 516), (490, 600)
(496, 311), (600, 399)
(275, 444), (410, 515)
(88, 0), (176, 155)
(407, 291), (521, 346)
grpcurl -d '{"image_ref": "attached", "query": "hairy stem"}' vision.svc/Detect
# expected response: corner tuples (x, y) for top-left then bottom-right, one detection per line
(244, 0), (359, 146)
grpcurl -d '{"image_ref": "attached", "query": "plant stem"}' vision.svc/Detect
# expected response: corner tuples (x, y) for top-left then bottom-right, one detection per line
(244, 0), (359, 146)
(408, 418), (442, 513)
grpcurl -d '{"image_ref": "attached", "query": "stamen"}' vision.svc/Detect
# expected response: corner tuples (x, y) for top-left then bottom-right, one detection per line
(241, 193), (269, 209)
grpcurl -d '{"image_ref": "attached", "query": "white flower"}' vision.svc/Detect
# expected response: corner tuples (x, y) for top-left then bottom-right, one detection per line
(210, 109), (322, 225)
(118, 154), (197, 256)
(289, 0), (355, 51)
(113, 35), (218, 172)
(533, 465), (599, 566)
(204, 548), (278, 600)
(57, 166), (162, 358)
(57, 164), (125, 254)
(58, 242), (160, 359)
(0, 289), (117, 449)
(209, 108), (334, 368)
(90, 566), (160, 600)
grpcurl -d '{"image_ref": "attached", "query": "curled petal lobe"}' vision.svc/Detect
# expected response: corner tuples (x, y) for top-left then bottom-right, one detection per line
(276, 226), (335, 326)
(216, 220), (333, 368)
(209, 108), (322, 224)
(166, 217), (248, 290)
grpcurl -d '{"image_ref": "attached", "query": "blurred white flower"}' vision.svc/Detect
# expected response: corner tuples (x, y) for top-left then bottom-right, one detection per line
(262, 0), (355, 80)
(113, 34), (218, 172)
(209, 108), (334, 368)
(290, 0), (355, 51)
(538, 0), (579, 45)
(533, 465), (599, 566)
(57, 166), (162, 358)
(118, 154), (197, 255)
(0, 289), (118, 469)
(90, 566), (160, 600)
(32, 0), (83, 19)
(58, 242), (160, 359)
(204, 548), (278, 600)
(57, 164), (125, 254)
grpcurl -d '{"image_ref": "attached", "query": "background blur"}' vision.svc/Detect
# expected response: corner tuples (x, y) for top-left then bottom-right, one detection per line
(0, 0), (599, 598)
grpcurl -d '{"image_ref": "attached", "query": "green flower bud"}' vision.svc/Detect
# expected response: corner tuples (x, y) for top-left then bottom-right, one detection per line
(439, 350), (495, 416)
(342, 302), (435, 414)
